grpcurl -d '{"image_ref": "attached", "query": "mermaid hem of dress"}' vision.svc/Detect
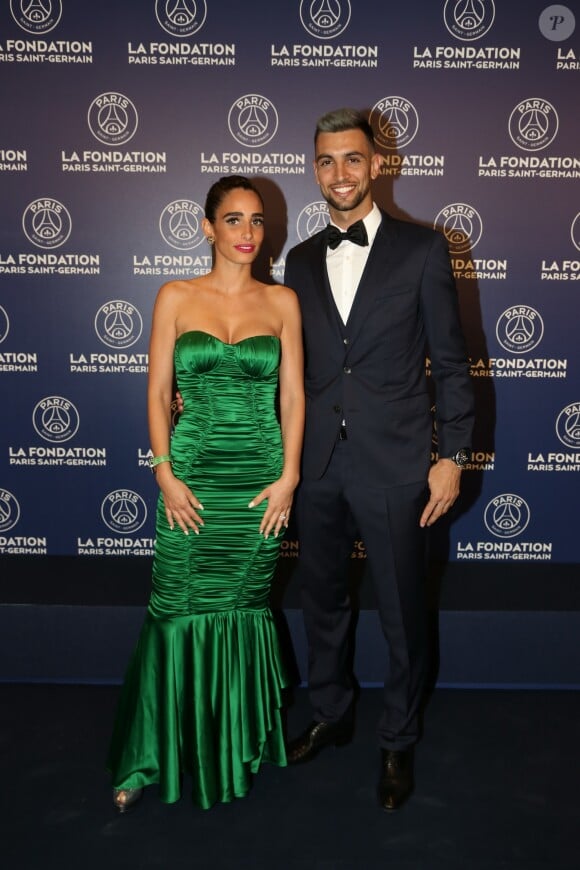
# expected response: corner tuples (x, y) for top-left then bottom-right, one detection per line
(107, 608), (288, 809)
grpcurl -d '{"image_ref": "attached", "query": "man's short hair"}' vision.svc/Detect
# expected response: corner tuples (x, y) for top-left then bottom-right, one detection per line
(314, 108), (375, 150)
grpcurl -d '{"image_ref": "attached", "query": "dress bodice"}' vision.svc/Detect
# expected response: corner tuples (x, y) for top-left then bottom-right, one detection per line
(174, 330), (280, 384)
(170, 330), (282, 474)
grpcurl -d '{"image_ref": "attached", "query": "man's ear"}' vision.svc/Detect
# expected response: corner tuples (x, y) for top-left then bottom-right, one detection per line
(370, 152), (384, 180)
(312, 160), (320, 184)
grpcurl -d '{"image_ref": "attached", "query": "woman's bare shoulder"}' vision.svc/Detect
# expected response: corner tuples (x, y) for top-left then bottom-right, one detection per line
(262, 282), (298, 302)
(156, 276), (204, 298)
(155, 277), (209, 312)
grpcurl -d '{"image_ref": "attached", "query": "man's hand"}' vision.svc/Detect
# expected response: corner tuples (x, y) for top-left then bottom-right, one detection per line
(419, 459), (462, 527)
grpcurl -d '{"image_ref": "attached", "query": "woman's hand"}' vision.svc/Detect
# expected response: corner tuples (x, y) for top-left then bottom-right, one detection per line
(248, 475), (298, 538)
(156, 466), (204, 535)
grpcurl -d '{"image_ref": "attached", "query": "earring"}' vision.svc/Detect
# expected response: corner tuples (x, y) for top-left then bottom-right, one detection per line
(207, 236), (215, 245)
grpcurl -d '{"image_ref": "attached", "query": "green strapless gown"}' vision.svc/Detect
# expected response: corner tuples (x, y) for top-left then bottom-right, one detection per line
(107, 331), (287, 808)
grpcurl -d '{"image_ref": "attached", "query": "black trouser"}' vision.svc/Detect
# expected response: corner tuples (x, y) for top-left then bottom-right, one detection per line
(295, 438), (429, 750)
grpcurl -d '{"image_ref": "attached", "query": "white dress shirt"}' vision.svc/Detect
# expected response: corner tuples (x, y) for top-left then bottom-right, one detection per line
(325, 202), (382, 324)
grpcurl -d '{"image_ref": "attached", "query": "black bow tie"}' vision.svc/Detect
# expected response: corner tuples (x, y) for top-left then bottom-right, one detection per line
(325, 220), (368, 250)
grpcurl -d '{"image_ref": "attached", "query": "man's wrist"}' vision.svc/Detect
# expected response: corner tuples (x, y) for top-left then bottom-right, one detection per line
(445, 448), (471, 468)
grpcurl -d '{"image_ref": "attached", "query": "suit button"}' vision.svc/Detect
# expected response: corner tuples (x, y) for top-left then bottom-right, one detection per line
(343, 337), (349, 345)
(343, 366), (351, 374)
(333, 405), (341, 413)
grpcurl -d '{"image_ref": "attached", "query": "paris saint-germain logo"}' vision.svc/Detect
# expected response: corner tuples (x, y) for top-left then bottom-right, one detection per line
(296, 201), (330, 241)
(88, 93), (139, 146)
(495, 306), (544, 354)
(300, 0), (351, 40)
(0, 306), (9, 344)
(22, 198), (72, 250)
(555, 402), (580, 449)
(434, 203), (483, 255)
(369, 97), (419, 151)
(484, 493), (530, 539)
(571, 214), (580, 253)
(32, 396), (80, 443)
(10, 0), (62, 34)
(443, 0), (495, 42)
(95, 300), (143, 349)
(101, 489), (147, 534)
(0, 489), (21, 533)
(155, 0), (207, 37)
(228, 94), (278, 148)
(508, 98), (558, 152)
(159, 200), (205, 250)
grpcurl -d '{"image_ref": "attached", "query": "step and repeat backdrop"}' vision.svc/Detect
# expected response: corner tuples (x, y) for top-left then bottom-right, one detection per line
(0, 1), (578, 604)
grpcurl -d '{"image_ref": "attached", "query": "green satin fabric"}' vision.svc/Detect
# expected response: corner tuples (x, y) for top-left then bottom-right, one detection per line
(107, 332), (288, 808)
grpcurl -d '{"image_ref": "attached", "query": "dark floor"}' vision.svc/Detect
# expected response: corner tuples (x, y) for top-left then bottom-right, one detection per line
(1, 684), (579, 870)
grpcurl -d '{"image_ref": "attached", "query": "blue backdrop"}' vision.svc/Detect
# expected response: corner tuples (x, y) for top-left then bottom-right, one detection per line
(1, 1), (578, 624)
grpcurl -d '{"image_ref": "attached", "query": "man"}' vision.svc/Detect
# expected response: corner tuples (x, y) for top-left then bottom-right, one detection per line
(283, 108), (474, 811)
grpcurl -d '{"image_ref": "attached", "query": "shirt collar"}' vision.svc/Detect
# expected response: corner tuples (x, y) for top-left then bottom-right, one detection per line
(362, 202), (382, 246)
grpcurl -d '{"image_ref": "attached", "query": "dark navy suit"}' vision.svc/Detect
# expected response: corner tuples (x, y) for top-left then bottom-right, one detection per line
(284, 210), (474, 749)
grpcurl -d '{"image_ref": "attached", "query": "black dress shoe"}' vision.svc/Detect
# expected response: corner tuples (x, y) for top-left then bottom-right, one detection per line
(378, 749), (414, 812)
(286, 719), (352, 764)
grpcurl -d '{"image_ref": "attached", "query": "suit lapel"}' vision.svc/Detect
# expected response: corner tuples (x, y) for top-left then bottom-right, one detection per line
(345, 212), (397, 343)
(308, 232), (344, 338)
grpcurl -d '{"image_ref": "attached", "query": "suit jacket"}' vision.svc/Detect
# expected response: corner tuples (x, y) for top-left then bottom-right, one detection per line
(284, 209), (474, 487)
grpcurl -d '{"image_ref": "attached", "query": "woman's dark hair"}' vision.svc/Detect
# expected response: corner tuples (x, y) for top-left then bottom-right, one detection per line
(204, 175), (264, 223)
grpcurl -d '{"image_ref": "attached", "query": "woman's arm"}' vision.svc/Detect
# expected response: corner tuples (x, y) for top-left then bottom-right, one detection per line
(147, 283), (204, 535)
(278, 287), (305, 490)
(147, 283), (177, 462)
(251, 287), (305, 538)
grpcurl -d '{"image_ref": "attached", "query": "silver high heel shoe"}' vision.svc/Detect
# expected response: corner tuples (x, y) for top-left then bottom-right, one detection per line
(113, 787), (143, 813)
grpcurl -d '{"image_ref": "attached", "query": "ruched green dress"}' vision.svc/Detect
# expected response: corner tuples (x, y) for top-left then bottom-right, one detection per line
(107, 331), (287, 809)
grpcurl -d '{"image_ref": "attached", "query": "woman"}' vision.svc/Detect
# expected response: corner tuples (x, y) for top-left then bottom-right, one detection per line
(107, 176), (304, 811)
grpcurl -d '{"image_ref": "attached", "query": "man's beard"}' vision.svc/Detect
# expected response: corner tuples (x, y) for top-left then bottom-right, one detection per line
(324, 182), (369, 213)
